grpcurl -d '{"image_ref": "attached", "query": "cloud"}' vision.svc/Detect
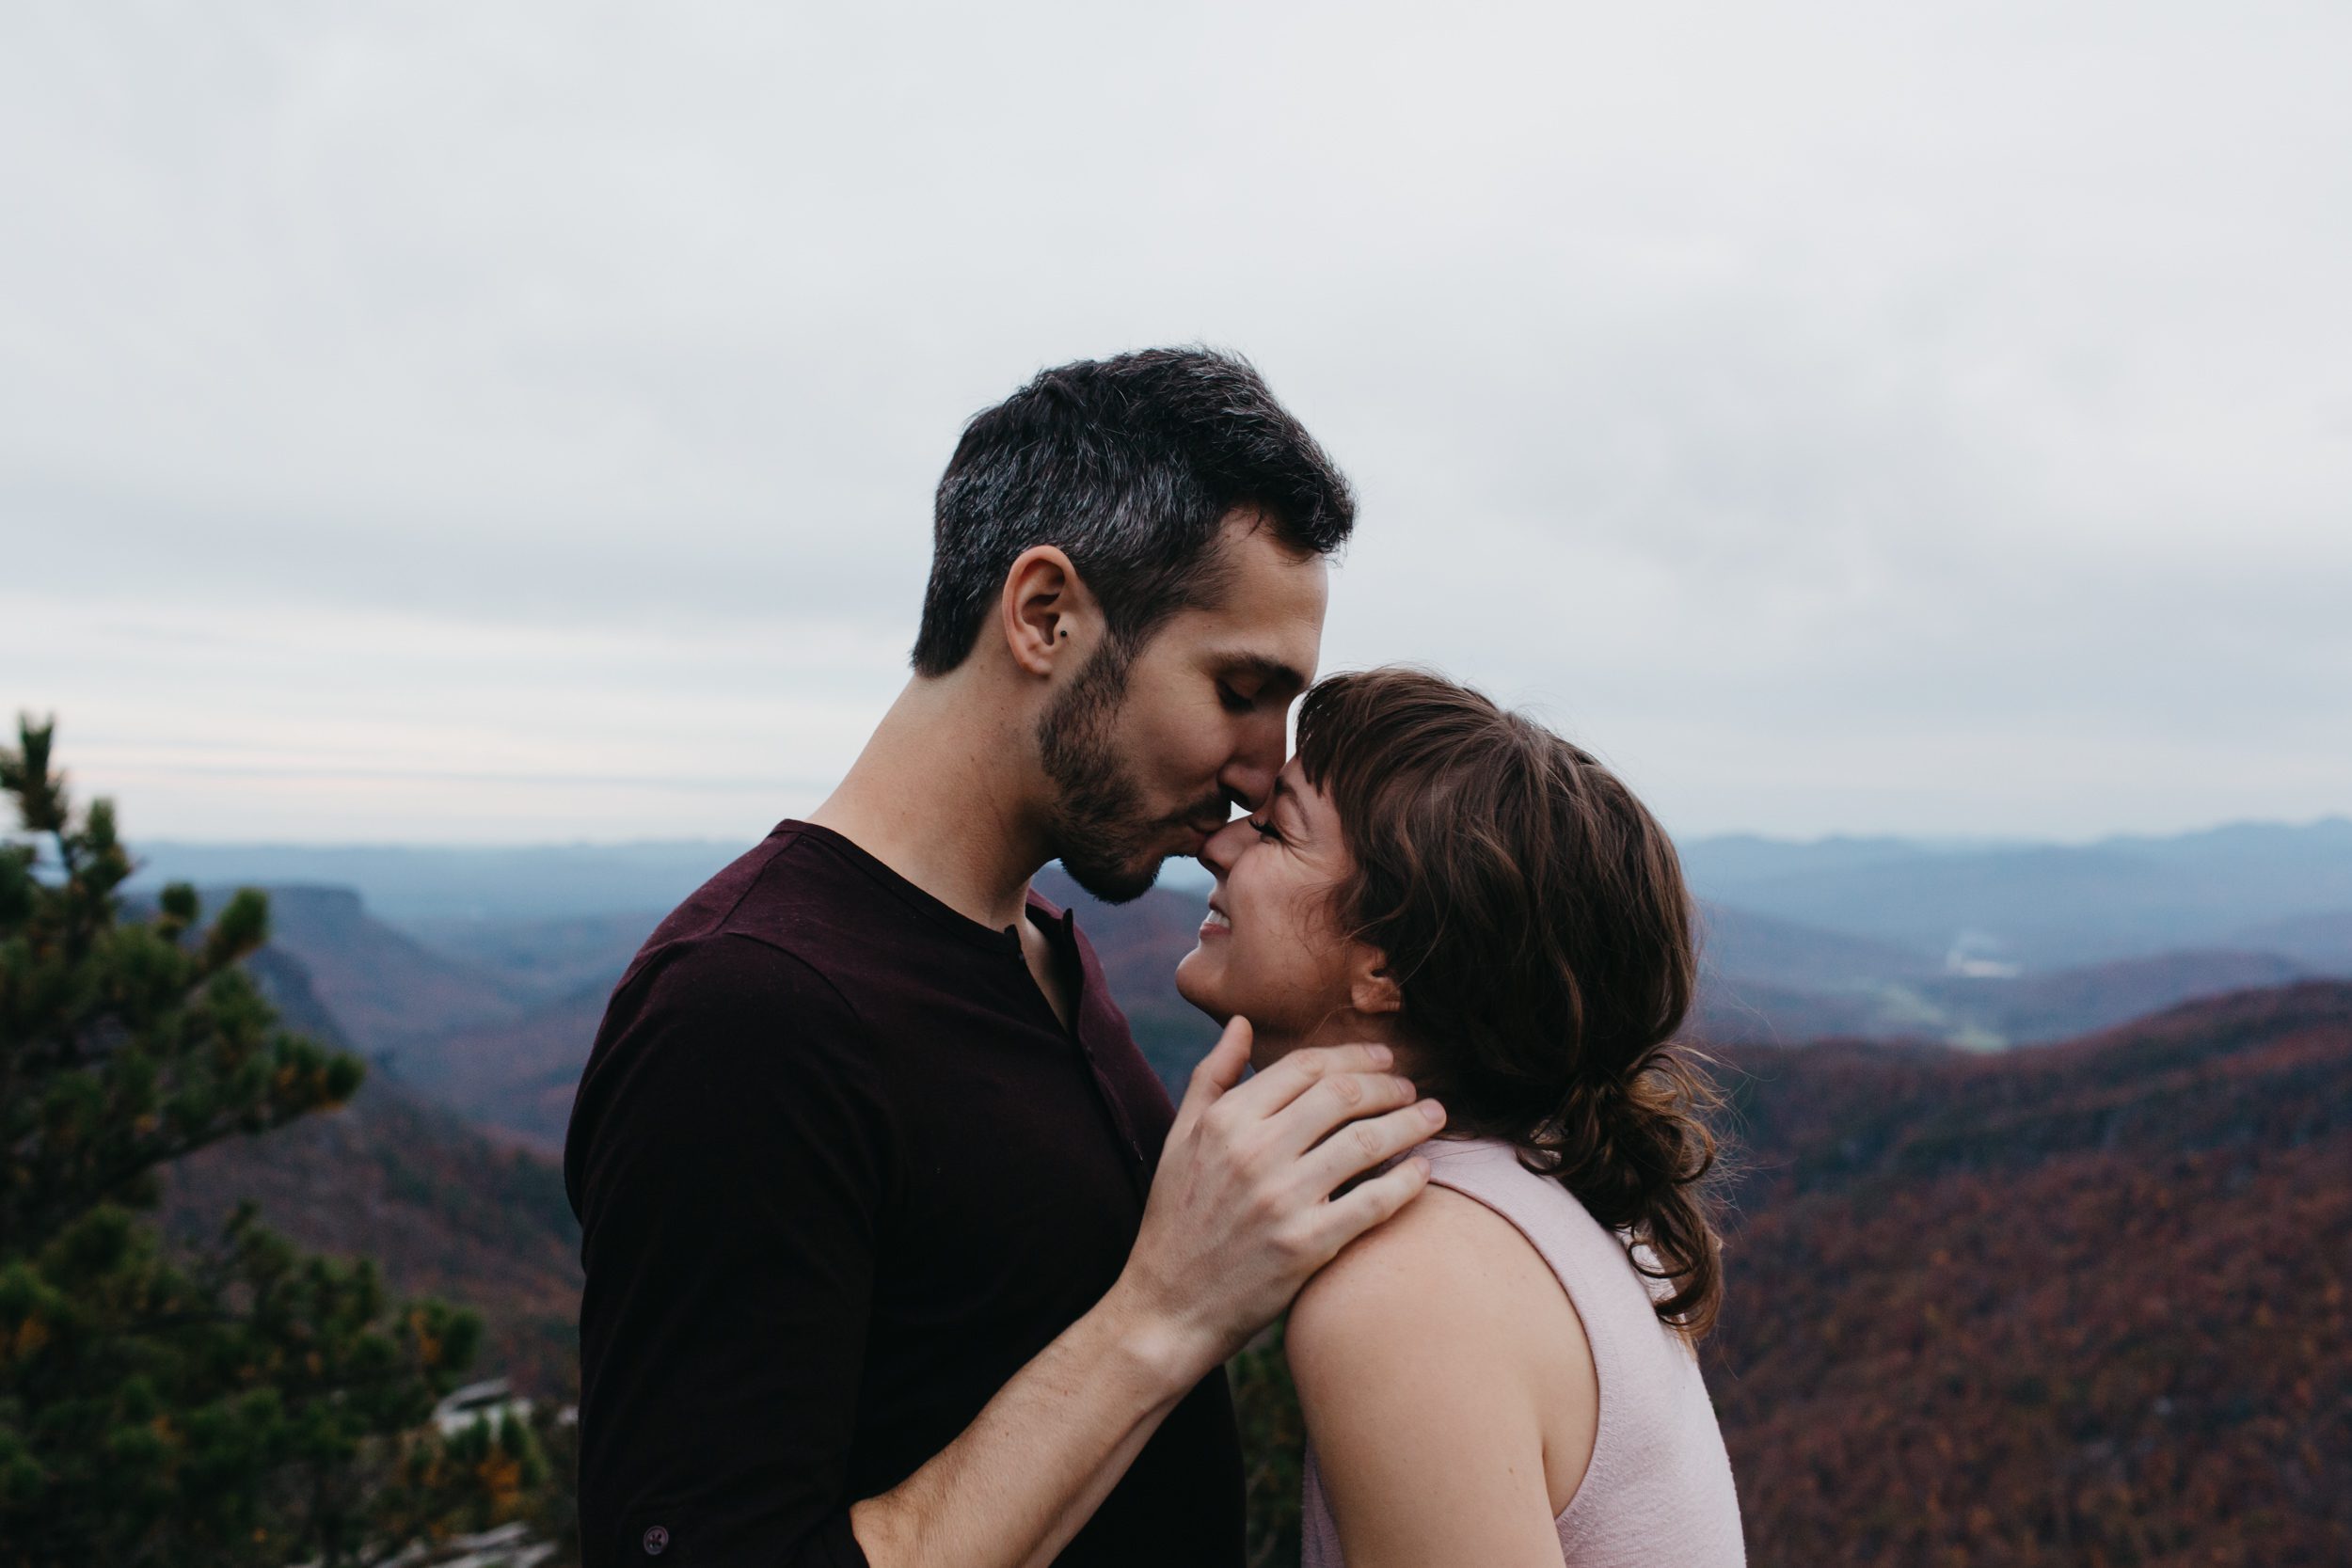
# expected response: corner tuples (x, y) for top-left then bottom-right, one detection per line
(4, 1), (2347, 840)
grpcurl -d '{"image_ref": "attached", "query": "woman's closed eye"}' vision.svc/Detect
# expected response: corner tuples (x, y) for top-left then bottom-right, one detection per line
(1249, 816), (1283, 844)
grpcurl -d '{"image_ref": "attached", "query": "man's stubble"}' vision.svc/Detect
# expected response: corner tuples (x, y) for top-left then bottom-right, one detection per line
(1036, 639), (1217, 906)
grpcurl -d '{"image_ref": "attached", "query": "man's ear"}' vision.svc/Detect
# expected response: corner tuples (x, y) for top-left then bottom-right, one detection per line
(998, 545), (1094, 677)
(1350, 948), (1404, 1018)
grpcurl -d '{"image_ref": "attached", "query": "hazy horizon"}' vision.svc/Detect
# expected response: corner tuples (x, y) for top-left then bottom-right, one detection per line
(98, 812), (2352, 856)
(101, 817), (2352, 864)
(95, 816), (2352, 963)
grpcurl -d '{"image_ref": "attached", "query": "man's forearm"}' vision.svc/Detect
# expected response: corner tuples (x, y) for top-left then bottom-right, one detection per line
(843, 1027), (1436, 1568)
(849, 1281), (1215, 1568)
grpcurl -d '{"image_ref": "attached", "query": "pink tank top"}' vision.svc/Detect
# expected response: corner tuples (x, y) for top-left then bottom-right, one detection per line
(1299, 1137), (1746, 1567)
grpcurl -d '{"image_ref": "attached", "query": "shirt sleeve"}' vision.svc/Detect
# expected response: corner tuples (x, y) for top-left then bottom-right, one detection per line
(568, 934), (897, 1568)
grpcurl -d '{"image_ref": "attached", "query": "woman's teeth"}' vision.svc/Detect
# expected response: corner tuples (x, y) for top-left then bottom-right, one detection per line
(1204, 908), (1232, 929)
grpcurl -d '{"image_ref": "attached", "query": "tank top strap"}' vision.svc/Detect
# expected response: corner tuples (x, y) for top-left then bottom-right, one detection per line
(1408, 1137), (1665, 1427)
(1303, 1135), (1746, 1567)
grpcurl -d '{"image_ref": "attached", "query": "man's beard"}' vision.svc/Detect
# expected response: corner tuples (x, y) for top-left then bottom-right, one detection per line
(1037, 642), (1217, 905)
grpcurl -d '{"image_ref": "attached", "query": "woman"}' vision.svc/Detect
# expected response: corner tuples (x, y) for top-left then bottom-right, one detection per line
(1175, 667), (1745, 1567)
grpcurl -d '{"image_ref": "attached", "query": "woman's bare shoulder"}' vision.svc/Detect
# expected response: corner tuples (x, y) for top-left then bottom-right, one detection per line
(1285, 1182), (1594, 1566)
(1288, 1181), (1574, 1392)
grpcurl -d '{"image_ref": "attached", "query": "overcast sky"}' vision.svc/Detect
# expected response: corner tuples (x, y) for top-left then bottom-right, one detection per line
(4, 2), (2347, 846)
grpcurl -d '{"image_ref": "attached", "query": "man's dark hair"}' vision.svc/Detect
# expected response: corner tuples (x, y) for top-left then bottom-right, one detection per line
(910, 347), (1355, 676)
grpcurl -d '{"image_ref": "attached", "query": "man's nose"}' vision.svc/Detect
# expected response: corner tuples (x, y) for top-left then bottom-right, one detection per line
(1217, 721), (1285, 812)
(1199, 816), (1255, 879)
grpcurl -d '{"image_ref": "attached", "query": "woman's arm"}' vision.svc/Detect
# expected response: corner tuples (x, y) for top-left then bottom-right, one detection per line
(1286, 1186), (1596, 1568)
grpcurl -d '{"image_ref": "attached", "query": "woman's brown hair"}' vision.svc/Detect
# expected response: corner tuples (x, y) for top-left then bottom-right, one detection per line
(1295, 667), (1727, 1339)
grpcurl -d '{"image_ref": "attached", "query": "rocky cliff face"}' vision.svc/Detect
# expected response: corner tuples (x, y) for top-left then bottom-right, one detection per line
(161, 940), (583, 1397)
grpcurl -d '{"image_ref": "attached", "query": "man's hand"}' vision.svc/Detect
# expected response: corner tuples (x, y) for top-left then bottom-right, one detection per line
(1105, 1017), (1444, 1384)
(848, 1017), (1439, 1568)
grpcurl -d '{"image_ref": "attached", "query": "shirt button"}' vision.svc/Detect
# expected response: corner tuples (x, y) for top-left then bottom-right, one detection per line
(643, 1524), (670, 1556)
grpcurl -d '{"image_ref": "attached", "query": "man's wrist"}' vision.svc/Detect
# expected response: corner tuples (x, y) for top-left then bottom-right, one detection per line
(1093, 1276), (1224, 1399)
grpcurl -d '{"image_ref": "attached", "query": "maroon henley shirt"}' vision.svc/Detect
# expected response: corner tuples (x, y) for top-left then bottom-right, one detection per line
(564, 821), (1246, 1568)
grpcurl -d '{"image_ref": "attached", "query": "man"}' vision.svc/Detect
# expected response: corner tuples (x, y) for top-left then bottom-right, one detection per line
(564, 348), (1442, 1568)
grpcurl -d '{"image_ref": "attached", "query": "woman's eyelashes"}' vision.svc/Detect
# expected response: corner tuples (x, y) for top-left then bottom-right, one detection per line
(1249, 816), (1284, 844)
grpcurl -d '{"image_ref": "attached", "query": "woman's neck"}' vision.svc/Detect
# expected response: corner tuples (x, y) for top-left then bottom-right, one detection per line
(1256, 1010), (1420, 1083)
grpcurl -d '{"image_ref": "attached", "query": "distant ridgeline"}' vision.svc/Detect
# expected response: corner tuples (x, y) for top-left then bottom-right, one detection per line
(129, 839), (748, 922)
(157, 819), (2352, 1147)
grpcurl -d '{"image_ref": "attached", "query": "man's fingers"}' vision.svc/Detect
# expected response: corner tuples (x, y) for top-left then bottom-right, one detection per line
(1264, 1068), (1427, 1161)
(1316, 1153), (1433, 1249)
(1173, 1016), (1253, 1134)
(1296, 1099), (1445, 1194)
(1218, 1040), (1396, 1118)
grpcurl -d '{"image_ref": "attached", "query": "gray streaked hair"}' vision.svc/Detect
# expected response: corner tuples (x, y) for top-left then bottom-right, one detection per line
(910, 347), (1354, 676)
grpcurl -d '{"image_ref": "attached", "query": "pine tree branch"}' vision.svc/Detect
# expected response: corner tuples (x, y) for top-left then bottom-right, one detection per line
(8, 1102), (328, 1254)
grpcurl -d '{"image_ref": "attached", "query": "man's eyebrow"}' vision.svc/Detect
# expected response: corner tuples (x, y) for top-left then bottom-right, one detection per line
(1216, 653), (1311, 698)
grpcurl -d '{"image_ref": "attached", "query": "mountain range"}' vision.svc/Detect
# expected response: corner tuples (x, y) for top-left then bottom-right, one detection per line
(1707, 981), (2351, 1563)
(172, 905), (2349, 1562)
(133, 816), (2352, 950)
(129, 830), (2350, 1561)
(137, 816), (2352, 1063)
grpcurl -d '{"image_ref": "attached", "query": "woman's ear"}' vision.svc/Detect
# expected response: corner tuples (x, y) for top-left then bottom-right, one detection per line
(1349, 948), (1403, 1017)
(998, 545), (1094, 676)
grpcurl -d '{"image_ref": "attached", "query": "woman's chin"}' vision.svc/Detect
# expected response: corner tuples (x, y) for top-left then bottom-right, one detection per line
(1173, 950), (1224, 1022)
